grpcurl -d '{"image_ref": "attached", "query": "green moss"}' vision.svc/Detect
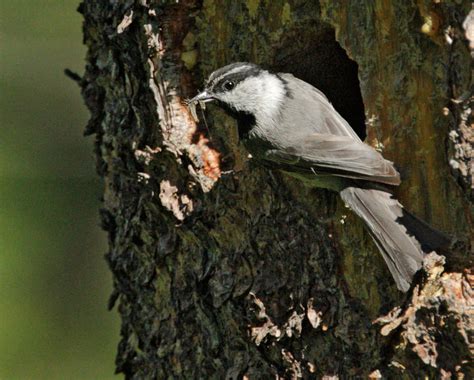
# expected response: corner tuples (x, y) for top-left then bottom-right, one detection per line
(281, 2), (291, 25)
(209, 212), (247, 251)
(154, 267), (172, 318)
(246, 0), (260, 18)
(202, 0), (216, 18)
(181, 50), (198, 70)
(182, 32), (197, 50)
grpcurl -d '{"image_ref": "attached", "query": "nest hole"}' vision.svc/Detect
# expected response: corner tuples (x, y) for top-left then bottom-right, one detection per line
(272, 26), (366, 140)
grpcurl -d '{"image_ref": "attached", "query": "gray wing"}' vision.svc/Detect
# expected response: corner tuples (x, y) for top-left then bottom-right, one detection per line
(265, 133), (401, 186)
(279, 73), (362, 141)
(272, 74), (399, 185)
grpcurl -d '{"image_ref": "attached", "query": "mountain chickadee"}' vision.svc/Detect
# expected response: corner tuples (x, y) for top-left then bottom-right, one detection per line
(189, 62), (450, 292)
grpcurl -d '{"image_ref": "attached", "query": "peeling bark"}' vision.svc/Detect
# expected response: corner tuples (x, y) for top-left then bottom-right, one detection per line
(80, 1), (473, 379)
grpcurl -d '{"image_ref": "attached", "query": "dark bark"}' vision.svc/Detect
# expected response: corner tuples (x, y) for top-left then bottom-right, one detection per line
(79, 1), (473, 378)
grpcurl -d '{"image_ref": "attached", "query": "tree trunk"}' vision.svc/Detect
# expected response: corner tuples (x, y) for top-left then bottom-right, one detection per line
(79, 1), (473, 378)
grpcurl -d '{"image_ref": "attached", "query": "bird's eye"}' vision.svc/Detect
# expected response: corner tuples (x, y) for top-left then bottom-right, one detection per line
(223, 81), (235, 91)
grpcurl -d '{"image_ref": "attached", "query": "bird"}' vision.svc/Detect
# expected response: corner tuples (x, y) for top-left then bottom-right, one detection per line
(188, 62), (450, 292)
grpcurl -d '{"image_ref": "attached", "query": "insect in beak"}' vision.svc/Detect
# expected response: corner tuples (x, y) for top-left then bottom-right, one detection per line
(186, 91), (215, 122)
(187, 90), (215, 104)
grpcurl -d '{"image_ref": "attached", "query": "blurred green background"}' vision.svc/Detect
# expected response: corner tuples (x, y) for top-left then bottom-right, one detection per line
(0, 1), (119, 379)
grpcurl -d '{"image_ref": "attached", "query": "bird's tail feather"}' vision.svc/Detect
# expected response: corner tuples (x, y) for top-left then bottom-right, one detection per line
(339, 187), (450, 292)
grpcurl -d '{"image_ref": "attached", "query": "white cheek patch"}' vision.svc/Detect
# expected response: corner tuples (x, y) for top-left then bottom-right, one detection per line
(220, 73), (285, 125)
(219, 81), (261, 112)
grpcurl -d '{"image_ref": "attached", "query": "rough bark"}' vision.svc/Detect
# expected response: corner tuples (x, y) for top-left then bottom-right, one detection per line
(79, 0), (473, 378)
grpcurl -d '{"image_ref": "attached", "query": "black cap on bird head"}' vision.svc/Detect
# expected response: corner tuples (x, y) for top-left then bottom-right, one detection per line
(188, 62), (264, 104)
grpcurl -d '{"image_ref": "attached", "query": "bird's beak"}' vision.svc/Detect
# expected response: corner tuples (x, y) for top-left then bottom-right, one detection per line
(187, 90), (215, 104)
